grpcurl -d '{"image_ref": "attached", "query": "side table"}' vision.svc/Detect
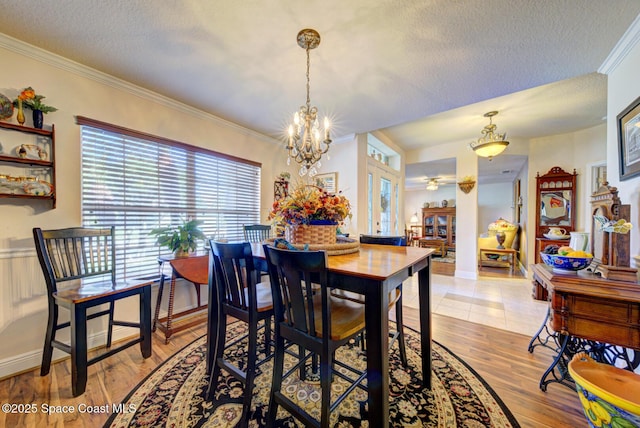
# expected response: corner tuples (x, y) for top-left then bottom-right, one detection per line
(153, 254), (209, 344)
(418, 238), (446, 256)
(478, 248), (517, 272)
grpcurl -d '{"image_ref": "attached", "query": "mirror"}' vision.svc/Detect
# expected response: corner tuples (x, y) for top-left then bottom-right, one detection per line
(535, 166), (577, 238)
(540, 190), (571, 226)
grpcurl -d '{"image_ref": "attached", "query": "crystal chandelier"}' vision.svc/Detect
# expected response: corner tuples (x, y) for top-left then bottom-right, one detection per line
(426, 179), (439, 191)
(286, 29), (331, 177)
(469, 111), (509, 160)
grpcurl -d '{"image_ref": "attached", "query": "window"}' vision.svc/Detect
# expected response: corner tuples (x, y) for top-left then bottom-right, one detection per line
(78, 117), (261, 281)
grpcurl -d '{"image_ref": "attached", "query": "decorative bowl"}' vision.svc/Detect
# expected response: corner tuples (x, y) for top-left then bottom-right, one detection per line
(569, 353), (640, 428)
(540, 253), (593, 273)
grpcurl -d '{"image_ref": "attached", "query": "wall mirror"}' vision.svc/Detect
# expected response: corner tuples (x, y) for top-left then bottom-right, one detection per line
(535, 166), (577, 238)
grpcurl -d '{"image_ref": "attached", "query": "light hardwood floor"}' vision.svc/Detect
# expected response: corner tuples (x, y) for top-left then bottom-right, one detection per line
(0, 308), (587, 427)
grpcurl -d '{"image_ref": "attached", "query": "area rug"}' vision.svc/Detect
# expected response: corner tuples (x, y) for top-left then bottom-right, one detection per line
(105, 322), (520, 427)
(433, 250), (456, 264)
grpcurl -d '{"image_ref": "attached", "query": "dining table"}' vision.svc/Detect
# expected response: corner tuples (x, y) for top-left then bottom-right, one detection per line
(209, 242), (434, 428)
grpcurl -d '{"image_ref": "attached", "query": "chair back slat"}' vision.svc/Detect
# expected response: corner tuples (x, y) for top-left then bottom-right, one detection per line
(263, 246), (328, 339)
(34, 227), (116, 294)
(359, 234), (407, 246)
(210, 241), (257, 311)
(242, 224), (272, 243)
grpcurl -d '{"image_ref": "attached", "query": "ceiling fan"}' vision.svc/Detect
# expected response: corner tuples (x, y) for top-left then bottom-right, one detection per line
(423, 176), (455, 191)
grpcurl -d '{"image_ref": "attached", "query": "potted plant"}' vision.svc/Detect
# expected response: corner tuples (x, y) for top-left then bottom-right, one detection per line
(150, 219), (206, 257)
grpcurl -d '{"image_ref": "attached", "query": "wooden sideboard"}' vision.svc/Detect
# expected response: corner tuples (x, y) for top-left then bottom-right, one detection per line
(531, 263), (640, 350)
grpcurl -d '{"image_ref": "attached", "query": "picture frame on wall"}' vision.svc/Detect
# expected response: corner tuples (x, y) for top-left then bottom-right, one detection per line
(617, 95), (640, 180)
(274, 180), (288, 200)
(314, 172), (337, 193)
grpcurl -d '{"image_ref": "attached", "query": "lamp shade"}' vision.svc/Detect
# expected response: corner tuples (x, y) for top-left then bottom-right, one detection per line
(472, 140), (509, 158)
(470, 111), (509, 160)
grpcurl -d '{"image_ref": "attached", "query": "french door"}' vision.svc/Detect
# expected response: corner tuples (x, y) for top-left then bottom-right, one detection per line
(367, 162), (400, 235)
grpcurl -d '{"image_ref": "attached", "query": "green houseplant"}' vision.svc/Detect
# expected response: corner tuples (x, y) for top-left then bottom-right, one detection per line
(150, 219), (206, 257)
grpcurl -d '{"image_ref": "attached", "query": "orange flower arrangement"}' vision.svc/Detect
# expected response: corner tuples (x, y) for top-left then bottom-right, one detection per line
(268, 183), (352, 229)
(13, 87), (57, 113)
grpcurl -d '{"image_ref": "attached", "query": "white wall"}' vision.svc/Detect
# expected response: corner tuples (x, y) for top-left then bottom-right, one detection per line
(0, 38), (284, 377)
(525, 124), (607, 271)
(477, 182), (516, 230)
(605, 21), (640, 260)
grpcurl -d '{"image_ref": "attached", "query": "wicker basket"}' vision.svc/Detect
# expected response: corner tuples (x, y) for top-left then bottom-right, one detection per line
(285, 224), (337, 245)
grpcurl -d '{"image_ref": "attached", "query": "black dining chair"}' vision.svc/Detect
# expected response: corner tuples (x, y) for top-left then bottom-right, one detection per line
(33, 226), (152, 397)
(206, 241), (274, 428)
(242, 224), (272, 243)
(263, 245), (367, 428)
(332, 234), (408, 367)
(359, 234), (407, 246)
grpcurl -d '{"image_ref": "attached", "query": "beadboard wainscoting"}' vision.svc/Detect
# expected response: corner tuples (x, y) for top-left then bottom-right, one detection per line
(0, 248), (207, 379)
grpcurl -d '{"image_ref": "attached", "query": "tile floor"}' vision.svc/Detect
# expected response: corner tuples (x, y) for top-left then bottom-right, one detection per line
(403, 272), (549, 337)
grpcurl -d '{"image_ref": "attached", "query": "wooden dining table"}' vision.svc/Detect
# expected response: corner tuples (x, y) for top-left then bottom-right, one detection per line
(231, 242), (434, 428)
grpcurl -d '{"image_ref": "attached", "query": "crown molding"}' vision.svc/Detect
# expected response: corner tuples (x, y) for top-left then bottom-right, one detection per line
(598, 14), (640, 75)
(0, 32), (279, 145)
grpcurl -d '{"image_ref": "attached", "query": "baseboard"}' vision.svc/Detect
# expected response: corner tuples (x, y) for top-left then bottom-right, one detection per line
(0, 325), (137, 380)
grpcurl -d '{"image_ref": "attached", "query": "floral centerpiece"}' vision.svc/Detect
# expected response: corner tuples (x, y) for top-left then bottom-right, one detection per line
(13, 87), (57, 128)
(268, 182), (351, 245)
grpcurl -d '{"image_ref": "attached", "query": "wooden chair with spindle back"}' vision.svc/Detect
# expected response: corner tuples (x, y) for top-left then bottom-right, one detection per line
(33, 226), (152, 397)
(263, 245), (367, 428)
(242, 224), (272, 243)
(206, 241), (274, 427)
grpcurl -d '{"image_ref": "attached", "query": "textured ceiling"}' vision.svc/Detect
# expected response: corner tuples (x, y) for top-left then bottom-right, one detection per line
(1, 1), (638, 185)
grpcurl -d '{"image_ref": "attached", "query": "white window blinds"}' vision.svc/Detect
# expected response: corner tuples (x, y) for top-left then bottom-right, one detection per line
(78, 117), (261, 281)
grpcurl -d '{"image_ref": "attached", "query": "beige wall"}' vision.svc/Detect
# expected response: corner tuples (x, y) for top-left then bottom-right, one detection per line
(525, 124), (607, 270)
(0, 39), (284, 377)
(606, 29), (640, 259)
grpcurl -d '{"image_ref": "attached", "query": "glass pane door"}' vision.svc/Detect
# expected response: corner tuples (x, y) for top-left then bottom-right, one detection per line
(367, 162), (400, 235)
(379, 177), (391, 234)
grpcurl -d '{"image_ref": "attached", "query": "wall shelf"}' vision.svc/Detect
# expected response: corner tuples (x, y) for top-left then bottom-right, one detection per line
(0, 121), (56, 208)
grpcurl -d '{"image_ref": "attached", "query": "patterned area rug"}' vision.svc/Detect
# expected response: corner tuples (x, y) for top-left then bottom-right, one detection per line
(433, 250), (456, 264)
(105, 322), (520, 427)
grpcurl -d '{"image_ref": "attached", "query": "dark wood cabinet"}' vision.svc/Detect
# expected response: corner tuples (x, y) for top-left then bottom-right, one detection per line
(422, 207), (455, 249)
(0, 122), (56, 208)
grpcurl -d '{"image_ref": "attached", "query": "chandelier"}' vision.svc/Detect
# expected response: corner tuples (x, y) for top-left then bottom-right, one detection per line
(426, 179), (439, 191)
(469, 111), (509, 160)
(286, 29), (332, 177)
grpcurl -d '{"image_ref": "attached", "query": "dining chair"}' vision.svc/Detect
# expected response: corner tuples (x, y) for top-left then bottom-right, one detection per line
(33, 226), (152, 397)
(242, 224), (272, 243)
(332, 234), (408, 367)
(263, 245), (367, 428)
(206, 241), (274, 428)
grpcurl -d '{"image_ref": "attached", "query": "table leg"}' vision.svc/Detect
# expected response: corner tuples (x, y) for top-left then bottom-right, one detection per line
(365, 283), (389, 428)
(152, 274), (165, 332)
(140, 285), (152, 358)
(418, 260), (432, 388)
(164, 276), (178, 344)
(206, 255), (219, 375)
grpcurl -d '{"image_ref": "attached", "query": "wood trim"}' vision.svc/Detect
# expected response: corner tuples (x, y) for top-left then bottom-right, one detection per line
(75, 115), (261, 168)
